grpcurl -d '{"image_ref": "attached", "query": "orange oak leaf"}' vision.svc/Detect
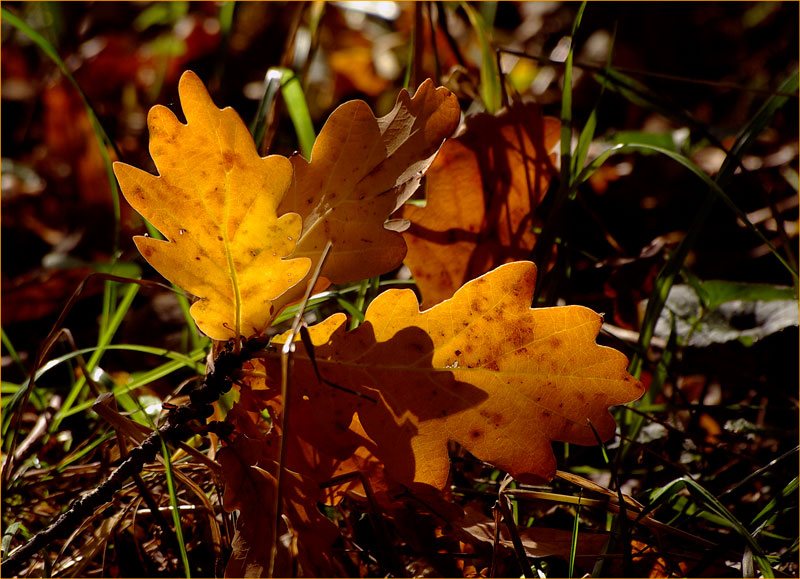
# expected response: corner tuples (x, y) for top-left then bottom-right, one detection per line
(401, 103), (560, 307)
(114, 71), (310, 340)
(272, 261), (643, 490)
(276, 78), (460, 305)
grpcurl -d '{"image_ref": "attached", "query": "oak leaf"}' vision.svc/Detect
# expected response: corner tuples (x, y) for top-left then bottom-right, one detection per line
(114, 71), (310, 340)
(401, 103), (560, 307)
(272, 261), (643, 489)
(277, 78), (460, 304)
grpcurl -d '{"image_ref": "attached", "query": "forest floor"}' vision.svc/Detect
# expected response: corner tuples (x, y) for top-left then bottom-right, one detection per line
(1, 2), (798, 577)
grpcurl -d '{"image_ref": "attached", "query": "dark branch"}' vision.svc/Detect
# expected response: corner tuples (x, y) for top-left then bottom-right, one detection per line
(1, 337), (268, 577)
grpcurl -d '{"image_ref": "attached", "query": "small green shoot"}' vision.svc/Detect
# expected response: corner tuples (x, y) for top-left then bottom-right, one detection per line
(461, 2), (503, 114)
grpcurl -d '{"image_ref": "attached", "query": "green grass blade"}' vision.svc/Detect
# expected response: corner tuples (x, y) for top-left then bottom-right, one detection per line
(462, 2), (502, 113)
(279, 68), (316, 159)
(725, 69), (798, 167)
(530, 2), (586, 303)
(52, 283), (140, 431)
(1, 328), (26, 373)
(33, 345), (206, 383)
(350, 279), (371, 330)
(272, 295), (331, 325)
(159, 438), (191, 578)
(719, 446), (799, 501)
(561, 2), (586, 182)
(56, 348), (207, 419)
(646, 477), (774, 577)
(54, 431), (116, 473)
(568, 491), (582, 577)
(218, 1), (235, 36)
(750, 476), (798, 531)
(338, 297), (366, 327)
(572, 24), (614, 176)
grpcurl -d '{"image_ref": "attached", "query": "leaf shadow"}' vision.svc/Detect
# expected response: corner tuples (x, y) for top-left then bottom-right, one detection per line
(293, 321), (488, 488)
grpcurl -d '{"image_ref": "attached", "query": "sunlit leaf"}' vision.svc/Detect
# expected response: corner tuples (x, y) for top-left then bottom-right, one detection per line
(114, 71), (310, 340)
(273, 261), (643, 489)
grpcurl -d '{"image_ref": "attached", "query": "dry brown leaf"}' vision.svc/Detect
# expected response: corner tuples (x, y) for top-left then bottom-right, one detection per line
(219, 431), (338, 578)
(402, 103), (560, 307)
(456, 504), (609, 561)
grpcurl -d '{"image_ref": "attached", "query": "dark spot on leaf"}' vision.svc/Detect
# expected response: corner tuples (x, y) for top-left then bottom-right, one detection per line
(455, 350), (461, 356)
(223, 151), (235, 170)
(471, 430), (481, 438)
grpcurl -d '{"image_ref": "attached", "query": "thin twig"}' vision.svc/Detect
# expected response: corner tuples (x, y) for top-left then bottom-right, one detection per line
(269, 241), (332, 577)
(2, 337), (266, 577)
(498, 47), (799, 98)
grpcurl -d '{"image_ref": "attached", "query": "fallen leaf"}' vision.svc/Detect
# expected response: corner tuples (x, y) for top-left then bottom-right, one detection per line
(456, 504), (609, 561)
(401, 103), (560, 307)
(1, 267), (95, 324)
(328, 45), (390, 97)
(277, 78), (460, 305)
(273, 261), (643, 489)
(219, 432), (338, 578)
(114, 71), (310, 340)
(654, 284), (800, 347)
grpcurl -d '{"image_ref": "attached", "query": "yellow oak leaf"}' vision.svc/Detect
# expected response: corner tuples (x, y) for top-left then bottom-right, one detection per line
(276, 78), (460, 305)
(272, 261), (644, 489)
(114, 71), (310, 340)
(402, 103), (560, 307)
